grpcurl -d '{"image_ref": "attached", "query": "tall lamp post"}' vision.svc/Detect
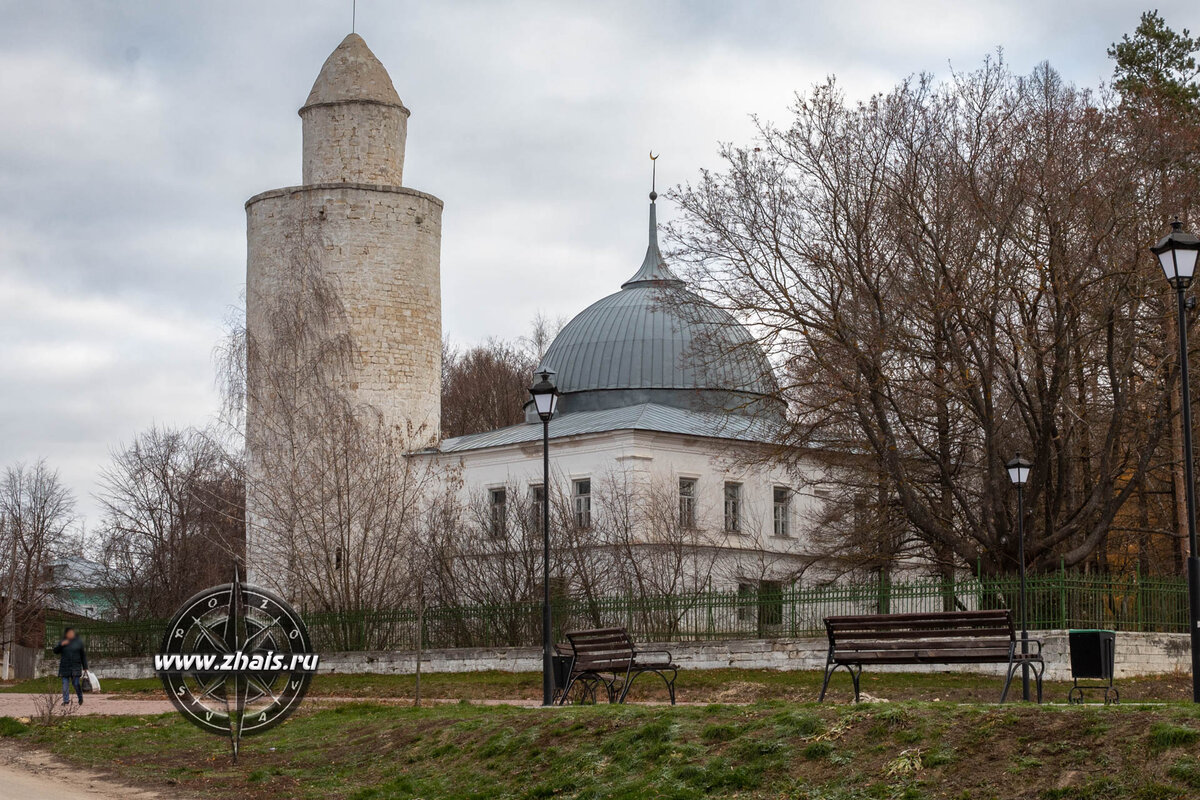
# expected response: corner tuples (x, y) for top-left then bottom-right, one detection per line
(1006, 453), (1033, 701)
(1152, 219), (1200, 704)
(529, 368), (561, 707)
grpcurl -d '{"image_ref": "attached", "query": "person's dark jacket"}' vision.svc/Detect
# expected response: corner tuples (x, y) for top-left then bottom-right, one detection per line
(53, 637), (88, 678)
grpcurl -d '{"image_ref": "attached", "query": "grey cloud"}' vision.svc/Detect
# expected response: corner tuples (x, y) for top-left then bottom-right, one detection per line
(1, 0), (1194, 524)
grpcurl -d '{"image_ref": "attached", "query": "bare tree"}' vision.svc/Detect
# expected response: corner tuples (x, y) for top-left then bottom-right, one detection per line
(1, 460), (74, 678)
(95, 426), (244, 620)
(418, 468), (733, 642)
(441, 338), (535, 438)
(521, 311), (568, 364)
(229, 235), (437, 630)
(440, 313), (568, 439)
(672, 56), (1199, 576)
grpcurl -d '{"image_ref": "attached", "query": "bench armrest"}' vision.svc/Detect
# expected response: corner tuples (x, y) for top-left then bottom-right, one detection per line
(1014, 637), (1044, 658)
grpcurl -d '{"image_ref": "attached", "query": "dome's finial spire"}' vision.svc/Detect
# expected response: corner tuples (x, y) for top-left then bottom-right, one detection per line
(649, 150), (658, 201)
(621, 153), (683, 289)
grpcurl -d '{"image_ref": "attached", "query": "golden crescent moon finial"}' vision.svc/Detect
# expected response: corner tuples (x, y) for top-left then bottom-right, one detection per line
(649, 150), (658, 160)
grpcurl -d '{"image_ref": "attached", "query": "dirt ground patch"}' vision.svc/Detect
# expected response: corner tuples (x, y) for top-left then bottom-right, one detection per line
(0, 739), (181, 800)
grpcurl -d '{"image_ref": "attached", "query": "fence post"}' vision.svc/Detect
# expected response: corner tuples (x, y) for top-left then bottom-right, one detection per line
(1135, 563), (1142, 632)
(1059, 557), (1067, 629)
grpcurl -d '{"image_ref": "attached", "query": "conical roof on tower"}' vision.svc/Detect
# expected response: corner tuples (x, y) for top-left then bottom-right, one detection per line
(302, 33), (406, 111)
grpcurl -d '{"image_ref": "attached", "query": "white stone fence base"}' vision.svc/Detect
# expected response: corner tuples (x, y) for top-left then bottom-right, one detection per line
(45, 630), (1191, 683)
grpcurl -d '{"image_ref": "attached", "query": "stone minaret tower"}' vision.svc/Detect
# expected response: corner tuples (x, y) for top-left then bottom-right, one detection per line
(247, 33), (442, 433)
(245, 34), (442, 586)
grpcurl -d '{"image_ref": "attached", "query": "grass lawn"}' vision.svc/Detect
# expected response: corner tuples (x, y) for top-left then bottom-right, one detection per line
(2, 667), (1196, 704)
(4, 699), (1200, 799)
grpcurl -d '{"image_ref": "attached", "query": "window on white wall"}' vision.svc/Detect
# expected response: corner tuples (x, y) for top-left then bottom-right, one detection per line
(736, 582), (754, 621)
(489, 488), (507, 538)
(724, 482), (742, 533)
(679, 478), (697, 528)
(573, 479), (591, 528)
(773, 486), (791, 537)
(529, 484), (544, 532)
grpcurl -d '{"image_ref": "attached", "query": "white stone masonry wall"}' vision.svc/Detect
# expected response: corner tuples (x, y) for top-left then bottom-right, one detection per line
(65, 631), (1190, 683)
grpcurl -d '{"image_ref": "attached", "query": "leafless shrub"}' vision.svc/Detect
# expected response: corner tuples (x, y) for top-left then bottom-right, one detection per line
(29, 679), (76, 727)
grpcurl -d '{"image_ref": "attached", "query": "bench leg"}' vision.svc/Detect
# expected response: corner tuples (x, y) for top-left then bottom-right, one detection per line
(559, 673), (611, 705)
(818, 650), (836, 702)
(556, 675), (576, 706)
(617, 668), (677, 705)
(1001, 659), (1044, 704)
(604, 674), (620, 703)
(819, 661), (862, 703)
(1000, 661), (1019, 703)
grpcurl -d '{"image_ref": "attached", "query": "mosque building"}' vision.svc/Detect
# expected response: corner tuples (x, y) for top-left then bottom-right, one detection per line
(246, 33), (831, 596)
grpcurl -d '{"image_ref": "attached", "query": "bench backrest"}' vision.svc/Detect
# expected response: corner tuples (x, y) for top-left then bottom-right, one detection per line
(564, 627), (635, 669)
(824, 610), (1015, 647)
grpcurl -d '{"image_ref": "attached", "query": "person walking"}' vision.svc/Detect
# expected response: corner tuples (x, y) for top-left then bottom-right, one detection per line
(52, 627), (88, 705)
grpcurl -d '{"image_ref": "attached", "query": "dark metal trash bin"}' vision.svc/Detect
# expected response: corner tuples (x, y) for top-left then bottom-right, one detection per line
(551, 654), (571, 695)
(1068, 629), (1117, 704)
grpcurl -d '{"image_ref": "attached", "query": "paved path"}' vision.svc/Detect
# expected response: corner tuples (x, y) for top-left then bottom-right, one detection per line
(0, 693), (739, 719)
(0, 694), (175, 718)
(0, 694), (542, 717)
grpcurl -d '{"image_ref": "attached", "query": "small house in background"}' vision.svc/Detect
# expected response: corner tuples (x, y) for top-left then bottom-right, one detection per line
(46, 555), (113, 620)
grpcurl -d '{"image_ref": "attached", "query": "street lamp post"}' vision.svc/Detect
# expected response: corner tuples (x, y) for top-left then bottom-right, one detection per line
(529, 368), (561, 707)
(1152, 219), (1200, 704)
(1006, 453), (1033, 701)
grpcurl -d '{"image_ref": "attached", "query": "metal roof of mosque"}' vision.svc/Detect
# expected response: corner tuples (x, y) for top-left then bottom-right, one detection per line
(438, 402), (780, 453)
(536, 195), (778, 410)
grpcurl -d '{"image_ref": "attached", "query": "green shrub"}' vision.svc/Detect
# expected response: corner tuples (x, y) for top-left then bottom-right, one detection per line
(1167, 756), (1200, 789)
(1132, 783), (1186, 800)
(1149, 724), (1200, 753)
(922, 747), (957, 768)
(802, 741), (834, 760)
(701, 723), (738, 743)
(771, 711), (823, 737)
(873, 705), (913, 730)
(0, 716), (29, 737)
(1040, 778), (1124, 800)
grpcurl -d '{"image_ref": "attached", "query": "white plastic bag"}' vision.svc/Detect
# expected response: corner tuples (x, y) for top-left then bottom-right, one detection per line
(86, 671), (100, 693)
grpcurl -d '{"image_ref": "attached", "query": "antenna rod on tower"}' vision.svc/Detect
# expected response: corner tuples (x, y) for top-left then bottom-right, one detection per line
(352, 0), (356, 33)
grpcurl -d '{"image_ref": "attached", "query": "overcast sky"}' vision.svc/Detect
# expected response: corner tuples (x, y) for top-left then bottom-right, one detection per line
(1, 0), (1196, 527)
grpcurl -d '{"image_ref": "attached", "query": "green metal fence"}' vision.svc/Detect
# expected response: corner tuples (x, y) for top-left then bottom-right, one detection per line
(46, 570), (1189, 658)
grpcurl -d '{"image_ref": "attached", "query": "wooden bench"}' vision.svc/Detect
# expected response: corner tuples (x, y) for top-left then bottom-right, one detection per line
(819, 610), (1044, 703)
(555, 627), (678, 705)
